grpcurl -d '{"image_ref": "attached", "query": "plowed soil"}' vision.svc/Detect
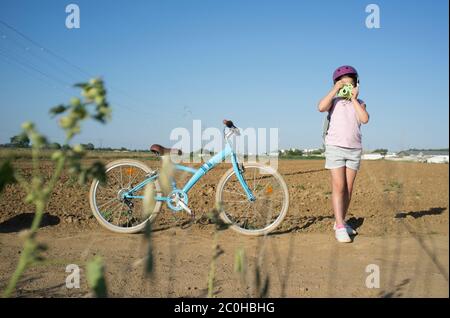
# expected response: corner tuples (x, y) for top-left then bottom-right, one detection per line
(0, 159), (448, 297)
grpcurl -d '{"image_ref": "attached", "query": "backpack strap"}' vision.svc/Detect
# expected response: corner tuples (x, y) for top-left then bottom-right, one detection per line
(321, 100), (335, 150)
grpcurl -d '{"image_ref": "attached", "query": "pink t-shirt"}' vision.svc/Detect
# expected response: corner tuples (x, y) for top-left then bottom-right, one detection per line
(324, 97), (365, 149)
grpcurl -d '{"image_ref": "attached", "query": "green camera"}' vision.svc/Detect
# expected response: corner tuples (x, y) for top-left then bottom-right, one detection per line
(337, 83), (353, 99)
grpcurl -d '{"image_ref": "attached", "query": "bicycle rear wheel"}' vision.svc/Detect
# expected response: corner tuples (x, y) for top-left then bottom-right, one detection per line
(89, 159), (162, 234)
(215, 163), (289, 236)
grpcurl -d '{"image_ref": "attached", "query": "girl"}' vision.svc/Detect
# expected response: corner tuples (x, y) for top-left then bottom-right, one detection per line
(317, 66), (369, 243)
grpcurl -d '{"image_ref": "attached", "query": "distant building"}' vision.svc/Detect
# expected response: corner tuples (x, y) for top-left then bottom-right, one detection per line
(398, 149), (449, 156)
(277, 147), (448, 163)
(303, 148), (321, 153)
(426, 155), (449, 164)
(361, 153), (384, 160)
(384, 149), (448, 164)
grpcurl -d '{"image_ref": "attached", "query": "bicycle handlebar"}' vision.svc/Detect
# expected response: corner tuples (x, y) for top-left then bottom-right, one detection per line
(223, 119), (236, 129)
(223, 119), (240, 138)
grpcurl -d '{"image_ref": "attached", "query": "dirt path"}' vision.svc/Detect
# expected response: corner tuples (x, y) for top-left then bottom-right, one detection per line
(0, 159), (448, 297)
(0, 223), (448, 298)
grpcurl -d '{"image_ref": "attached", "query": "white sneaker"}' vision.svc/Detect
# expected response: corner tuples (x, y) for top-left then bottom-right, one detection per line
(335, 228), (352, 243)
(333, 222), (357, 235)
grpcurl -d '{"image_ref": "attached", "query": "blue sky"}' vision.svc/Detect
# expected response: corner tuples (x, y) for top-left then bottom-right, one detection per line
(0, 0), (448, 152)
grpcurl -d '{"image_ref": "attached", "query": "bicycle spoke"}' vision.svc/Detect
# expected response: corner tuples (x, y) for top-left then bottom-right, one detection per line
(97, 197), (118, 210)
(223, 189), (247, 198)
(219, 165), (287, 233)
(254, 195), (283, 204)
(116, 204), (125, 226)
(127, 168), (143, 189)
(252, 173), (263, 193)
(126, 213), (131, 228)
(120, 166), (124, 188)
(110, 170), (122, 188)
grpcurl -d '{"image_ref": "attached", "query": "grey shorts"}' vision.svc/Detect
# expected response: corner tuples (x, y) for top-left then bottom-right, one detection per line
(325, 144), (363, 171)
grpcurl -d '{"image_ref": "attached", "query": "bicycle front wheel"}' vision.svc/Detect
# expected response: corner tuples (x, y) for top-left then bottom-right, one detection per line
(215, 163), (289, 236)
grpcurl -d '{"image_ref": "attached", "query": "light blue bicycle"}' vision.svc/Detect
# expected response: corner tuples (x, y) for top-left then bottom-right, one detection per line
(89, 120), (289, 236)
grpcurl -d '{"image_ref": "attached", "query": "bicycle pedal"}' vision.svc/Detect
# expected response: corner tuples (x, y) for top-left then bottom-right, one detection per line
(178, 199), (192, 216)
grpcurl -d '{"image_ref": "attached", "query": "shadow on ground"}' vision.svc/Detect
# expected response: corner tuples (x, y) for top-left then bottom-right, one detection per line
(0, 212), (60, 233)
(394, 207), (447, 219)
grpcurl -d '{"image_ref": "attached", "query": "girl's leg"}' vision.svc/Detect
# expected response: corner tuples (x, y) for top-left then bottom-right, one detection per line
(343, 167), (358, 219)
(330, 166), (347, 226)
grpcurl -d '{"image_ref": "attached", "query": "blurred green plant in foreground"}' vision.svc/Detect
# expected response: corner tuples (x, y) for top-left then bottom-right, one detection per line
(0, 78), (111, 298)
(86, 256), (108, 297)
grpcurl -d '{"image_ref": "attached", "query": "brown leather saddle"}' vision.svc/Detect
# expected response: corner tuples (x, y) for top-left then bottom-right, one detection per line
(150, 144), (182, 156)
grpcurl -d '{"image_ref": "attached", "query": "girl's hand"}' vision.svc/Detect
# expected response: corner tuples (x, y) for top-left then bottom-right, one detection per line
(333, 80), (345, 91)
(351, 85), (359, 100)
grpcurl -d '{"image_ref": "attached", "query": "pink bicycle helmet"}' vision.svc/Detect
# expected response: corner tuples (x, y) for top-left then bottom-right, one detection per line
(333, 65), (358, 83)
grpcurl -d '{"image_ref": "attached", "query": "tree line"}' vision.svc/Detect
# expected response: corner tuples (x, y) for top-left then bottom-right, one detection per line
(0, 135), (152, 152)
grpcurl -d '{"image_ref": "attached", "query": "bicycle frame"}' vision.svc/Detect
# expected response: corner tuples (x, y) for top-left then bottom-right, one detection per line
(123, 140), (255, 206)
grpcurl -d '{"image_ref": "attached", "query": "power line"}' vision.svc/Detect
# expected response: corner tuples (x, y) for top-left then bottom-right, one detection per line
(0, 19), (169, 115)
(0, 19), (91, 78)
(0, 49), (161, 120)
(0, 45), (147, 120)
(0, 54), (71, 101)
(0, 27), (82, 84)
(0, 48), (73, 91)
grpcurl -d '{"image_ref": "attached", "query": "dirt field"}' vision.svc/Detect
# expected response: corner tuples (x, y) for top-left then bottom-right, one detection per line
(0, 158), (448, 297)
